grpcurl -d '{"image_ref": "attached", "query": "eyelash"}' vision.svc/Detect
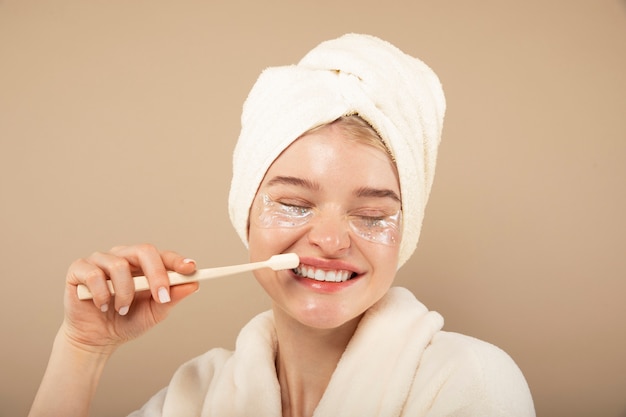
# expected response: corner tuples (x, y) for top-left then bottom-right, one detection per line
(277, 201), (391, 223)
(277, 202), (312, 217)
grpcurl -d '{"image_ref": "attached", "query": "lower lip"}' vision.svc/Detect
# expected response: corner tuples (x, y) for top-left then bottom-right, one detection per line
(293, 272), (361, 293)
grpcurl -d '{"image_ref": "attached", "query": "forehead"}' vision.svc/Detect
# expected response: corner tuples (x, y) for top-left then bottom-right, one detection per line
(261, 124), (400, 195)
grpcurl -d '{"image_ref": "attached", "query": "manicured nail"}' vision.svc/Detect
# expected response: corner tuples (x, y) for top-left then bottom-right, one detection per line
(183, 258), (196, 265)
(158, 286), (171, 303)
(118, 305), (130, 316)
(100, 303), (109, 313)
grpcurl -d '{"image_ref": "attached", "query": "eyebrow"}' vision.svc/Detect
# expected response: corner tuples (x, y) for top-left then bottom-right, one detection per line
(354, 186), (401, 203)
(266, 176), (320, 191)
(266, 176), (400, 203)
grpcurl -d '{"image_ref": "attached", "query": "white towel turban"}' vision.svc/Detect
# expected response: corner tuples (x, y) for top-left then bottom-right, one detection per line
(228, 33), (445, 268)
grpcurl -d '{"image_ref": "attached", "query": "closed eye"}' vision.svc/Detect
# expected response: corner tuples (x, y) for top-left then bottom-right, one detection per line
(278, 202), (312, 216)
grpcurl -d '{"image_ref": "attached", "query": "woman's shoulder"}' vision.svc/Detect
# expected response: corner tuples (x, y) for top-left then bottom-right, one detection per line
(385, 288), (525, 378)
(161, 347), (236, 399)
(411, 330), (535, 416)
(428, 330), (532, 390)
(128, 347), (235, 417)
(429, 330), (517, 365)
(175, 346), (234, 378)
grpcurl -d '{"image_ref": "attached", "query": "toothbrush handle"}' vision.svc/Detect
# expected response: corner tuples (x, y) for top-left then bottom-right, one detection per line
(76, 261), (269, 300)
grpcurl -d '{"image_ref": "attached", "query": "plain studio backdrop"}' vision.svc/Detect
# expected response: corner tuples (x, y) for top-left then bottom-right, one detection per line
(1, 1), (625, 416)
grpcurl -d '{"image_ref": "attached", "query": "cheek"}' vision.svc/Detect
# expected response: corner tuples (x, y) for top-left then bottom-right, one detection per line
(248, 224), (303, 262)
(360, 241), (400, 278)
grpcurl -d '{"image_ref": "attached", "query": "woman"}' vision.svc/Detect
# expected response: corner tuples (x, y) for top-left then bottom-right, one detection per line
(29, 34), (535, 417)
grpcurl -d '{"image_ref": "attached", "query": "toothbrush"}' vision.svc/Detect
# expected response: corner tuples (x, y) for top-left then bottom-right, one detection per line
(76, 253), (300, 300)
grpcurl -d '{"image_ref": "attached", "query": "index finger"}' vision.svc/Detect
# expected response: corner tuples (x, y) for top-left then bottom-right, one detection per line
(109, 244), (196, 304)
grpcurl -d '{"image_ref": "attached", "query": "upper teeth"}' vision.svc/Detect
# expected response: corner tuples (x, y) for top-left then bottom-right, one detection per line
(294, 265), (353, 282)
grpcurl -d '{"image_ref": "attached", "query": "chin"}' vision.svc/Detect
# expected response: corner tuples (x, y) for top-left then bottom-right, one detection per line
(289, 300), (366, 331)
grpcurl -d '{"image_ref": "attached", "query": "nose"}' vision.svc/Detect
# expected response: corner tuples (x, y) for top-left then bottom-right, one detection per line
(306, 212), (351, 255)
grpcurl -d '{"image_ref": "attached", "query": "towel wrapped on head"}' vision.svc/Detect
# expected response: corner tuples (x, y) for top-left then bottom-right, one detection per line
(228, 33), (446, 268)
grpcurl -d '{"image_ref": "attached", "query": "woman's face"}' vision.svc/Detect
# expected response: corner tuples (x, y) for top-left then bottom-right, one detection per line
(248, 123), (402, 330)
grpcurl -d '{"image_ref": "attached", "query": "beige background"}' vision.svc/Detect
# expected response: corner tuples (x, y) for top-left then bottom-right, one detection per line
(1, 1), (625, 416)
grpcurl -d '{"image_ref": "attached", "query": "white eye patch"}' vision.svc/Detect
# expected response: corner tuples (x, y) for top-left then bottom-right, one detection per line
(253, 194), (402, 246)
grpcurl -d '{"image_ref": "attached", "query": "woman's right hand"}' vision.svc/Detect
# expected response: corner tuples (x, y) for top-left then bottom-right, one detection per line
(61, 244), (199, 353)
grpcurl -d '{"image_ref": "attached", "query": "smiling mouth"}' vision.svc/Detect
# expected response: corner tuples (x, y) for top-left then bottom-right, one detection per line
(293, 264), (358, 283)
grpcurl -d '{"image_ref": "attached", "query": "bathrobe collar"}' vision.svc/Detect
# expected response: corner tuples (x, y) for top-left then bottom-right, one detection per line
(220, 287), (444, 416)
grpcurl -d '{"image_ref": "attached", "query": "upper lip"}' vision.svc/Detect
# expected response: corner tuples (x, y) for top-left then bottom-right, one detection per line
(295, 256), (363, 275)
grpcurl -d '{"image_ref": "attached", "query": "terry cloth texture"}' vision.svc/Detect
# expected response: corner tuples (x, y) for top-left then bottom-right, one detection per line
(128, 287), (535, 417)
(228, 33), (446, 268)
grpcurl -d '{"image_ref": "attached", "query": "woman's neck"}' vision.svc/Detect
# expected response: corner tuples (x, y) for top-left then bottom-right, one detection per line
(273, 306), (362, 417)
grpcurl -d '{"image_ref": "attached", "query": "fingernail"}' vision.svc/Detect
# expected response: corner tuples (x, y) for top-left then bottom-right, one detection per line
(183, 258), (196, 265)
(100, 303), (109, 313)
(118, 306), (130, 316)
(158, 286), (171, 303)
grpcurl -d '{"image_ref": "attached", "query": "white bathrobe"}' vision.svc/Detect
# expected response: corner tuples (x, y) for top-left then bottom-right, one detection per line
(129, 287), (535, 416)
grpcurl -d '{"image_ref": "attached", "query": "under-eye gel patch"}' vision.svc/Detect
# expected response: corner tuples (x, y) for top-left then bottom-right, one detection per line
(348, 210), (402, 245)
(256, 194), (314, 228)
(254, 193), (402, 246)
